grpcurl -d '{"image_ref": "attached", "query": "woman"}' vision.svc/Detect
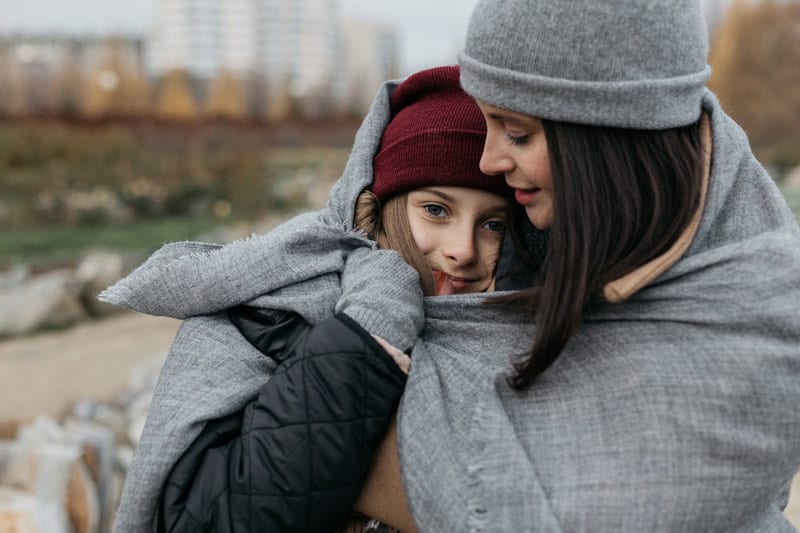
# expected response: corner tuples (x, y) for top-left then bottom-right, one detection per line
(361, 1), (800, 531)
(102, 66), (511, 532)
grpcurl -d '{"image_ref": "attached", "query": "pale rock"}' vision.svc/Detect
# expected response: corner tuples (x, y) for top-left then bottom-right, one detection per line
(0, 487), (40, 533)
(0, 271), (87, 337)
(76, 252), (126, 318)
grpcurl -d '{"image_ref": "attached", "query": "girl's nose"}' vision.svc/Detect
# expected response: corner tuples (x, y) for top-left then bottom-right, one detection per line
(442, 227), (477, 267)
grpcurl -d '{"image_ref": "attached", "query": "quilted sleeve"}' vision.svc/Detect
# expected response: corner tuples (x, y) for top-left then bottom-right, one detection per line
(159, 313), (407, 533)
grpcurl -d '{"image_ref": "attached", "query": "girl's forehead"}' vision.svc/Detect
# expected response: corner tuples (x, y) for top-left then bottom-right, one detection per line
(409, 186), (508, 208)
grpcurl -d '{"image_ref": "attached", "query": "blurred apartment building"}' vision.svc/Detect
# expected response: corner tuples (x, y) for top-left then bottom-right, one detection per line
(0, 35), (146, 116)
(703, 0), (730, 35)
(0, 0), (399, 119)
(339, 18), (399, 115)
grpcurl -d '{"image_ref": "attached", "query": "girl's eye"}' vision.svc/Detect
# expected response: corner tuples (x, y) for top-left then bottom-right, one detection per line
(424, 204), (447, 218)
(505, 133), (529, 146)
(483, 220), (505, 233)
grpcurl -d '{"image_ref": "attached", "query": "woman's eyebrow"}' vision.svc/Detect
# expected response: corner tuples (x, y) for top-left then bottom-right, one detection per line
(488, 110), (535, 130)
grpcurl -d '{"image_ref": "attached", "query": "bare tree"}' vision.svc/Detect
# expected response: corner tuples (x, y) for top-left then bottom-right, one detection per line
(0, 57), (30, 117)
(49, 51), (85, 117)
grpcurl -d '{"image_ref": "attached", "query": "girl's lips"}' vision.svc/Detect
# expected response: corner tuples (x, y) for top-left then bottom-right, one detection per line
(514, 188), (540, 205)
(446, 277), (469, 290)
(433, 271), (473, 295)
(434, 270), (447, 293)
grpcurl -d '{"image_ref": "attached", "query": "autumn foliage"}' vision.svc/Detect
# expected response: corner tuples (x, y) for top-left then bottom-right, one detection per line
(156, 69), (200, 121)
(205, 69), (247, 120)
(709, 0), (800, 168)
(82, 41), (152, 118)
(0, 40), (323, 123)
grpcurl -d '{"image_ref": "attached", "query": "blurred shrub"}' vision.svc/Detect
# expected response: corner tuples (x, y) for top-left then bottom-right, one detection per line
(156, 69), (200, 121)
(205, 69), (247, 120)
(82, 40), (153, 119)
(0, 118), (356, 231)
(709, 0), (800, 173)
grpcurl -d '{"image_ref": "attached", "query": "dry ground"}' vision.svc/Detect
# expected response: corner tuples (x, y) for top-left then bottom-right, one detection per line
(0, 311), (179, 422)
(0, 311), (797, 529)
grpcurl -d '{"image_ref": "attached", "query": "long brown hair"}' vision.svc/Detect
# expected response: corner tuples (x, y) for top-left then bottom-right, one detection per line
(353, 190), (437, 296)
(503, 119), (704, 389)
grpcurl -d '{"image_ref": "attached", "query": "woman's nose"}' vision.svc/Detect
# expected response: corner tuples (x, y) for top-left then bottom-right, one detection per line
(479, 132), (513, 176)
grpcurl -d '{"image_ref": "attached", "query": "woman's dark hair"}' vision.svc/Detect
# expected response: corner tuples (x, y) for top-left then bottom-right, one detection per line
(503, 118), (705, 389)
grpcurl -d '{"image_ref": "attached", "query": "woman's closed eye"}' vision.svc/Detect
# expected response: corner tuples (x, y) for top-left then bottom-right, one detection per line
(505, 132), (530, 146)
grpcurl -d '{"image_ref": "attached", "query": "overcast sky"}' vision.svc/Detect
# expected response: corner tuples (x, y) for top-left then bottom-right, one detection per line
(0, 0), (481, 75)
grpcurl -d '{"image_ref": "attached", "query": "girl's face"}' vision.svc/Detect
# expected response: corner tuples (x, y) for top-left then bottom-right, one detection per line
(406, 186), (507, 295)
(475, 100), (554, 230)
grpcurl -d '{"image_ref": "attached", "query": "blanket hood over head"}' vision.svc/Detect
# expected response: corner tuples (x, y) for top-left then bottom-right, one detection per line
(103, 77), (425, 532)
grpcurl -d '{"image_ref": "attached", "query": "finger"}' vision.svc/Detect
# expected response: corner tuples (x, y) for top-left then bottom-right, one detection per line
(373, 335), (411, 375)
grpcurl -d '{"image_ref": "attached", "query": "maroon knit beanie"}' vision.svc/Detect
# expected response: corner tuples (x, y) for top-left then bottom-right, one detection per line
(371, 65), (511, 201)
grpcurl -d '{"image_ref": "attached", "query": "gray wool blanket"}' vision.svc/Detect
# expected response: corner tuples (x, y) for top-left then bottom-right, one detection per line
(105, 81), (800, 532)
(103, 79), (425, 532)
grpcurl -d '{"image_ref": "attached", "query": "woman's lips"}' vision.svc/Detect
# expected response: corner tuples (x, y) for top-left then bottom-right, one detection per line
(514, 188), (540, 205)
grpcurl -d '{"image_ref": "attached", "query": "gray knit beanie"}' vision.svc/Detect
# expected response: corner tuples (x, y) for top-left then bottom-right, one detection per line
(459, 0), (711, 129)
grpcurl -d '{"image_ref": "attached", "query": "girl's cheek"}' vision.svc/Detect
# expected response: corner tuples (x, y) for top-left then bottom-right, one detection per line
(411, 233), (436, 255)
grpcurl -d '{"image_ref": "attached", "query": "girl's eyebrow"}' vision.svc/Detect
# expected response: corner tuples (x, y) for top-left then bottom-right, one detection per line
(416, 188), (457, 203)
(416, 188), (508, 214)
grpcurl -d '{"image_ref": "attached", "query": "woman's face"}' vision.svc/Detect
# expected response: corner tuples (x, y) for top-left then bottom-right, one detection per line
(475, 100), (554, 230)
(406, 186), (507, 295)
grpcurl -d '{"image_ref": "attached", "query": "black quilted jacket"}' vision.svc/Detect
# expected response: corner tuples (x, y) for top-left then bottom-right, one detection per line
(157, 307), (407, 533)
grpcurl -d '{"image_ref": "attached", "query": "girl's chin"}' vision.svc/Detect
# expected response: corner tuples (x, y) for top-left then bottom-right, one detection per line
(435, 278), (459, 296)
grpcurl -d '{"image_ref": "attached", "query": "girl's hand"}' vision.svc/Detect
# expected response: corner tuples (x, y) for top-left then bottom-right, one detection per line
(372, 335), (411, 375)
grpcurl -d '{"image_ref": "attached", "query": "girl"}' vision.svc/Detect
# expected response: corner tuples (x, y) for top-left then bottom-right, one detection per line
(358, 1), (800, 531)
(103, 66), (512, 532)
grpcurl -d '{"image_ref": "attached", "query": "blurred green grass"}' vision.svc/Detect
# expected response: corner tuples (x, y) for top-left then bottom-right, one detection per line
(0, 216), (222, 268)
(782, 187), (800, 220)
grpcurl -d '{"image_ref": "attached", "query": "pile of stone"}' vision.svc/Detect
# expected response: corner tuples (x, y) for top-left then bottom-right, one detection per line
(0, 353), (163, 532)
(0, 213), (301, 340)
(0, 251), (139, 339)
